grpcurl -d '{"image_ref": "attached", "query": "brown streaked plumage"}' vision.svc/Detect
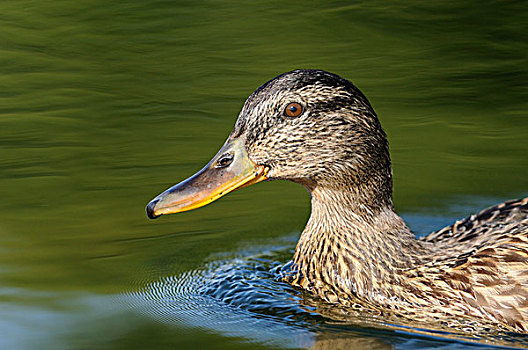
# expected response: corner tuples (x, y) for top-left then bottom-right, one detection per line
(146, 69), (528, 333)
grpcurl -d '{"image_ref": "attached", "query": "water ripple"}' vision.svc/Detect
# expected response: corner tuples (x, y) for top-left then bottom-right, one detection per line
(123, 243), (528, 349)
(123, 245), (318, 348)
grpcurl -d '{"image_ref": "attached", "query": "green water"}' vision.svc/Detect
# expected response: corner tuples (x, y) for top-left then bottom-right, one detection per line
(1, 1), (527, 349)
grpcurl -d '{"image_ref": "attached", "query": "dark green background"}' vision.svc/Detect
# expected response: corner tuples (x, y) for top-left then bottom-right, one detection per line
(1, 0), (527, 348)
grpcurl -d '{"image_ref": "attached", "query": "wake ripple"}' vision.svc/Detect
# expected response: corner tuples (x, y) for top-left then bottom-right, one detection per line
(122, 242), (528, 349)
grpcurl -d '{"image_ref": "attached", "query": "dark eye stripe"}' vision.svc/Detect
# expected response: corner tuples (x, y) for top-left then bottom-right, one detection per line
(312, 95), (363, 113)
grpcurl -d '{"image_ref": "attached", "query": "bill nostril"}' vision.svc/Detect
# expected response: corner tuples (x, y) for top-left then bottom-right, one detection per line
(215, 153), (234, 168)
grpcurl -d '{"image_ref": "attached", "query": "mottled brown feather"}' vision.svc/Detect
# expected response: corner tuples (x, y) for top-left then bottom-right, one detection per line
(226, 70), (528, 333)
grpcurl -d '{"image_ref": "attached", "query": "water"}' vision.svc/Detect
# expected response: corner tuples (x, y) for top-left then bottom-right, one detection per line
(1, 0), (527, 348)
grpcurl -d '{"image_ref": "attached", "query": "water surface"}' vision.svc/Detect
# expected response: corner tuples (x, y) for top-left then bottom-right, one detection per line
(1, 1), (527, 349)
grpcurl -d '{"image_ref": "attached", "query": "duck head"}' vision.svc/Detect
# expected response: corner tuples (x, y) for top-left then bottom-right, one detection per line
(146, 69), (393, 219)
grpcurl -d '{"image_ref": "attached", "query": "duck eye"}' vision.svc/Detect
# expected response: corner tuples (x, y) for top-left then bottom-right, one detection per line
(284, 102), (303, 117)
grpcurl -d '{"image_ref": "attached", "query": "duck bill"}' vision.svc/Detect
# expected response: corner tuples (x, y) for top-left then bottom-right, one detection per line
(146, 138), (268, 219)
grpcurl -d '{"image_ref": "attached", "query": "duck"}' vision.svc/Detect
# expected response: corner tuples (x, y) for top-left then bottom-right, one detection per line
(146, 69), (528, 333)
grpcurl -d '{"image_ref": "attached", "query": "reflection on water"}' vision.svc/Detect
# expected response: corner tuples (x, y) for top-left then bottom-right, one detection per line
(1, 0), (527, 348)
(125, 241), (313, 349)
(124, 235), (528, 349)
(0, 290), (130, 349)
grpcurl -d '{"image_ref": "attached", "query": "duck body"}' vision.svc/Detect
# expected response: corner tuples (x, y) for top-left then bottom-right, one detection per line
(146, 69), (528, 333)
(286, 194), (528, 332)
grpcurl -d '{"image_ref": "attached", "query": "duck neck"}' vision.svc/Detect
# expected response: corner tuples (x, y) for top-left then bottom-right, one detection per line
(292, 186), (429, 302)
